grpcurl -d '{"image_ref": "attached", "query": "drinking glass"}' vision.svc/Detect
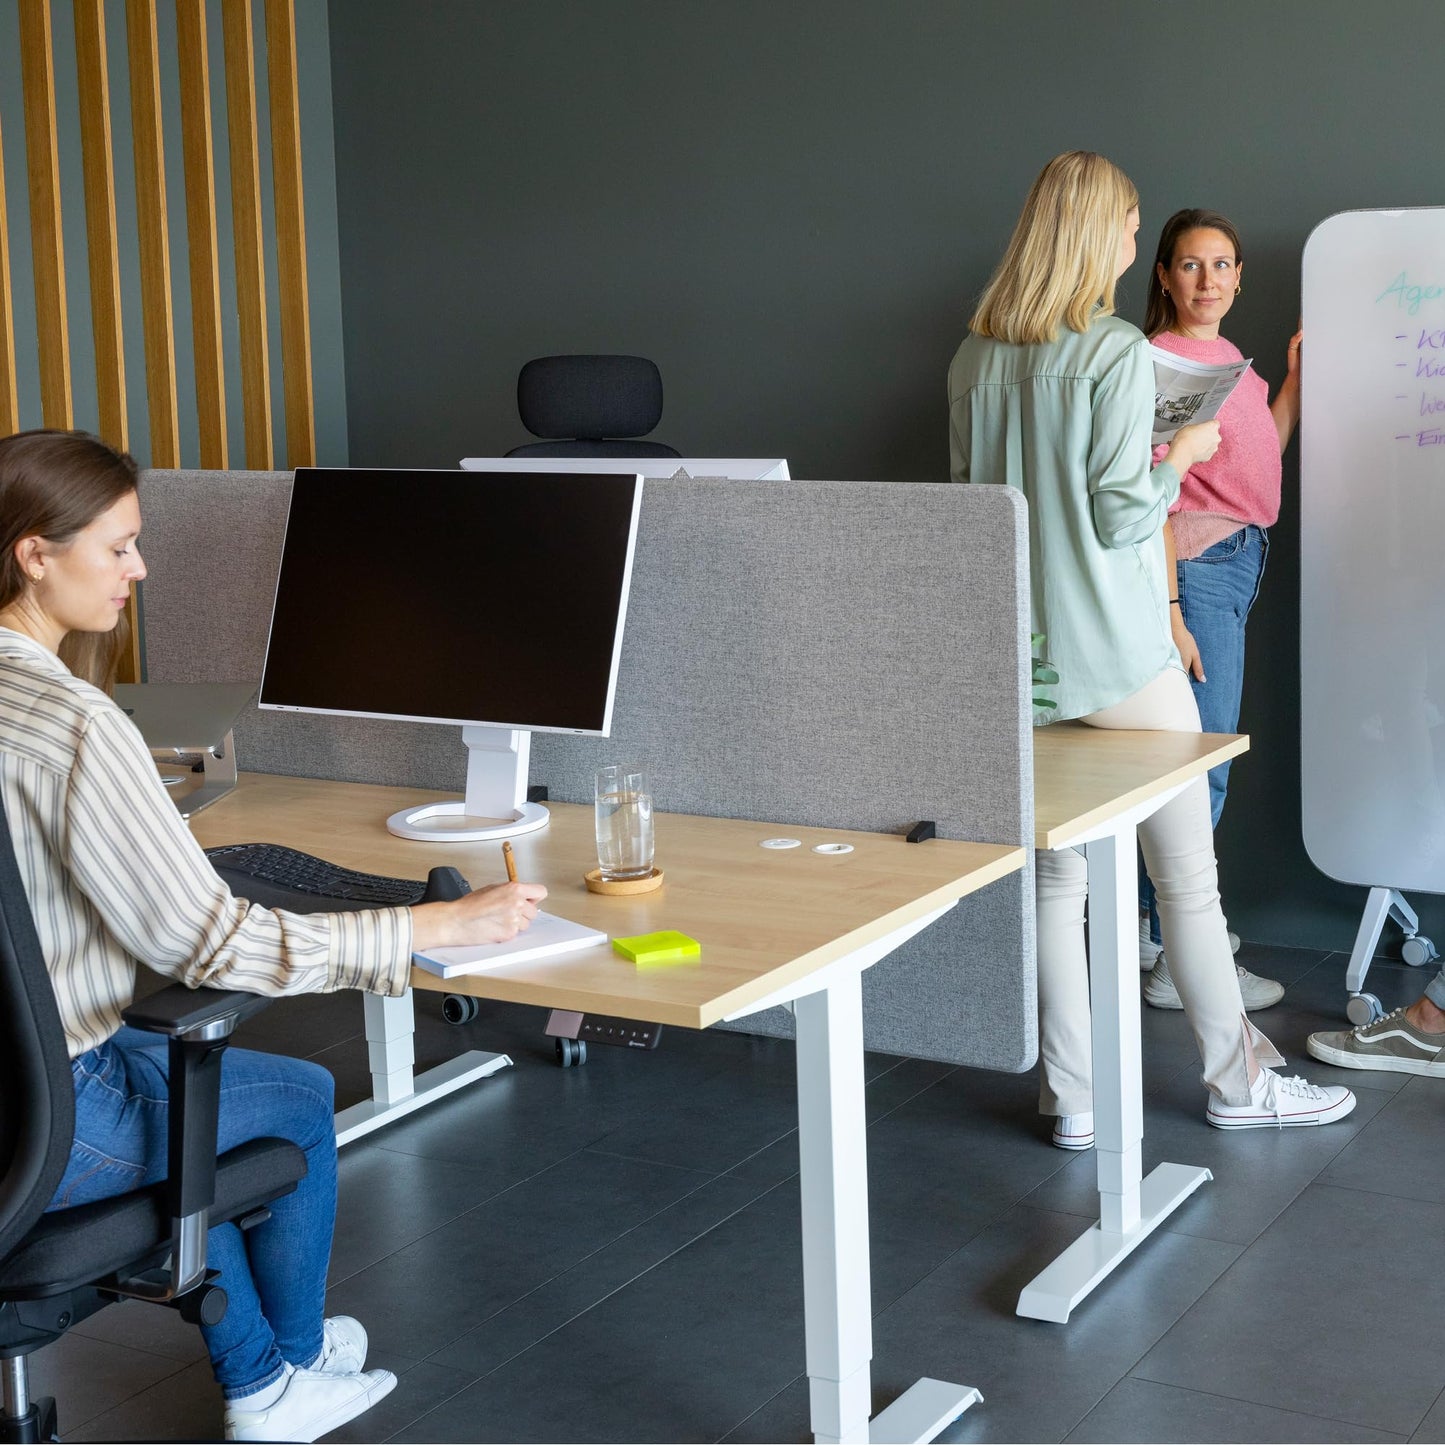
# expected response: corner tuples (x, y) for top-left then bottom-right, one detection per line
(594, 765), (655, 881)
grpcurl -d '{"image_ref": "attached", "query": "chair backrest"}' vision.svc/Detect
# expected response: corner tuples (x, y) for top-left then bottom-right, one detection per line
(0, 789), (75, 1262)
(508, 354), (680, 457)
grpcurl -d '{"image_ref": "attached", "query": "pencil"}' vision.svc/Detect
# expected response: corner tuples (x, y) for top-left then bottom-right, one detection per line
(502, 839), (518, 883)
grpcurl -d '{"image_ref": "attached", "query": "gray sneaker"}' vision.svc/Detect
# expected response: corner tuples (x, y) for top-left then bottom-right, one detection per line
(1143, 954), (1284, 1011)
(1307, 1008), (1445, 1076)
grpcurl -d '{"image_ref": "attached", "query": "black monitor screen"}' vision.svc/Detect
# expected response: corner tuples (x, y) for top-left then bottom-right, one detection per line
(259, 467), (642, 734)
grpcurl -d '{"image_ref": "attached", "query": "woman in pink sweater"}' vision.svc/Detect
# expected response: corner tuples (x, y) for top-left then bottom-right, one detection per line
(1139, 209), (1302, 1010)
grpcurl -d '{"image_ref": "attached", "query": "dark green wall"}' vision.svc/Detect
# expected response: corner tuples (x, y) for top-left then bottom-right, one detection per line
(326, 0), (1445, 954)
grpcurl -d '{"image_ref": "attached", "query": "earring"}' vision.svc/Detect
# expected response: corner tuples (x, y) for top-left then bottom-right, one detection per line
(30, 571), (41, 583)
(1234, 284), (1242, 297)
(1161, 285), (1170, 295)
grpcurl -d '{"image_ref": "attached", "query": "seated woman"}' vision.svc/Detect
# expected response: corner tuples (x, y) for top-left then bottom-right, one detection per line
(947, 152), (1352, 1147)
(0, 429), (548, 1444)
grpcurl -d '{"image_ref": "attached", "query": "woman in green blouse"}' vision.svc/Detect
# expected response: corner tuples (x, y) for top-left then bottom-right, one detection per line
(947, 152), (1351, 1145)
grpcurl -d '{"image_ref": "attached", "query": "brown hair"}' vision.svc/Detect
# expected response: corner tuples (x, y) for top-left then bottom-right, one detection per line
(0, 430), (140, 689)
(1144, 208), (1244, 337)
(970, 151), (1140, 344)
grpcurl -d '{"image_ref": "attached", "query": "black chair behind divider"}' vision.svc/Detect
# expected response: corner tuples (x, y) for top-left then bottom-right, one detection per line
(506, 353), (681, 457)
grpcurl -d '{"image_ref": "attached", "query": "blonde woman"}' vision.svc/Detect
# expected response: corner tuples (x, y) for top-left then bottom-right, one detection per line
(947, 152), (1351, 1145)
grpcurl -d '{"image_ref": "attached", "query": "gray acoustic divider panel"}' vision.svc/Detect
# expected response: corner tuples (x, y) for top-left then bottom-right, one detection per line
(138, 470), (1035, 1073)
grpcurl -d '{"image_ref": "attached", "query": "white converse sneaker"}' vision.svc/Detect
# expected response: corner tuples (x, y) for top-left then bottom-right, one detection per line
(1050, 1111), (1095, 1150)
(225, 1364), (396, 1442)
(310, 1315), (367, 1376)
(1144, 954), (1284, 1011)
(1206, 1068), (1356, 1131)
(1138, 914), (1161, 970)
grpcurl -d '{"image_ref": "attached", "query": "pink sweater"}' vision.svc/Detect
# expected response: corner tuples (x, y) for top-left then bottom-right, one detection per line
(1151, 331), (1281, 559)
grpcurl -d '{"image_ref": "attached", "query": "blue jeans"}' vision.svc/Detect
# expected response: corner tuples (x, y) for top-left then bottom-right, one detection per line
(47, 1027), (338, 1400)
(1141, 525), (1269, 942)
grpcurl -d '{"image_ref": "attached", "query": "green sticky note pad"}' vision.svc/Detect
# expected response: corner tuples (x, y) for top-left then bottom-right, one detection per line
(613, 930), (701, 966)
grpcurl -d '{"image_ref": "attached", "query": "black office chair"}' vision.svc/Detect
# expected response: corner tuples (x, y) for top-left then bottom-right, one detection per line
(0, 792), (306, 1444)
(506, 354), (680, 457)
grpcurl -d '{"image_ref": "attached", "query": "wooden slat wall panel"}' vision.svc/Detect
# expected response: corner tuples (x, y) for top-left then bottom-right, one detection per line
(175, 0), (226, 469)
(0, 111), (19, 437)
(263, 0), (313, 467)
(126, 0), (180, 466)
(221, 0), (272, 468)
(73, 0), (128, 451)
(17, 0), (72, 429)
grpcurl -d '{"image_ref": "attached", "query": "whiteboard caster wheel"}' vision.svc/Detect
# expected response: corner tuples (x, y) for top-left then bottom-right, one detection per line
(441, 994), (480, 1025)
(1346, 992), (1384, 1026)
(1402, 936), (1438, 967)
(555, 1037), (587, 1067)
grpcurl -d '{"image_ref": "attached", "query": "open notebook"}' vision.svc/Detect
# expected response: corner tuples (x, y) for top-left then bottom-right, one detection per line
(413, 911), (606, 977)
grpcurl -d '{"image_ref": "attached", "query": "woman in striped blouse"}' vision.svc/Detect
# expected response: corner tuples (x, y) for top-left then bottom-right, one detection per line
(0, 429), (547, 1444)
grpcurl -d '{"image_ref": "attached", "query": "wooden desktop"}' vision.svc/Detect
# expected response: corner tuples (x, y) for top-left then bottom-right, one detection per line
(189, 771), (1026, 1444)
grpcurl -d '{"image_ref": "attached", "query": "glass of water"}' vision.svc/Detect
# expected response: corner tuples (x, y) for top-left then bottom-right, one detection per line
(594, 765), (655, 881)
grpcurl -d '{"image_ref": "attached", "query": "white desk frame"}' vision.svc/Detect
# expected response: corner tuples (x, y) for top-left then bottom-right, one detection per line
(727, 903), (982, 1444)
(1015, 785), (1213, 1324)
(340, 905), (982, 1442)
(333, 992), (512, 1146)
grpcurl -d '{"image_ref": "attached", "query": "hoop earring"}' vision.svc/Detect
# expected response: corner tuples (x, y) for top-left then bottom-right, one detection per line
(1234, 284), (1242, 297)
(1161, 285), (1170, 296)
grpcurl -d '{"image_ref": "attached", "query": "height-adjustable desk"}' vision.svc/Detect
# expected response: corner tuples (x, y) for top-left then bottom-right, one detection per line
(189, 771), (1025, 1445)
(1016, 722), (1249, 1324)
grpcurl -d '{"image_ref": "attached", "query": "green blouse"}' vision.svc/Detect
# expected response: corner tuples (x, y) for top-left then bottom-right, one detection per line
(947, 313), (1181, 722)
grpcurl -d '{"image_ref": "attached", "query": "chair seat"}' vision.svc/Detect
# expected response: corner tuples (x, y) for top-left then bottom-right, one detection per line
(0, 1137), (305, 1299)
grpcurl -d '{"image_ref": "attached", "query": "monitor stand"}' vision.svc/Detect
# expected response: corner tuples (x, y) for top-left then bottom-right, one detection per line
(386, 725), (550, 842)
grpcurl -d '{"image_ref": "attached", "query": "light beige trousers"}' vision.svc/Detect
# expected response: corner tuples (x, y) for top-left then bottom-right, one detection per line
(1035, 668), (1284, 1115)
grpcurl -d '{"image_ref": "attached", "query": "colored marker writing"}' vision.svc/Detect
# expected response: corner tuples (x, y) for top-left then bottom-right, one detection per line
(1378, 272), (1445, 314)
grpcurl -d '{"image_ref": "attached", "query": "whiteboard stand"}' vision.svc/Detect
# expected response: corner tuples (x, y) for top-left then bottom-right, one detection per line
(1344, 887), (1439, 1024)
(1301, 207), (1445, 1021)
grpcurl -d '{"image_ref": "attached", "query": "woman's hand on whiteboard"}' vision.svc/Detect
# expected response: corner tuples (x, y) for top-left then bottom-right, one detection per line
(1171, 608), (1206, 682)
(1284, 328), (1303, 381)
(1165, 419), (1222, 474)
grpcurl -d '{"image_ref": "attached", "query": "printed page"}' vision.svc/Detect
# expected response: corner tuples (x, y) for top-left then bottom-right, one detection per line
(1150, 345), (1253, 445)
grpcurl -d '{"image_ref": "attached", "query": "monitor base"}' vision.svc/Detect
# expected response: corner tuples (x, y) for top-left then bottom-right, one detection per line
(386, 800), (550, 842)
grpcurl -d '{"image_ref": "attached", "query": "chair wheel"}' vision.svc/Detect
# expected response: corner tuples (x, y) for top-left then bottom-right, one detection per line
(555, 1037), (587, 1067)
(1346, 992), (1383, 1026)
(442, 994), (479, 1025)
(1402, 936), (1438, 967)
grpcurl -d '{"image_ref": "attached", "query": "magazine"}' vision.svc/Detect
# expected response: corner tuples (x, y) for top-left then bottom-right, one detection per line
(1149, 344), (1252, 445)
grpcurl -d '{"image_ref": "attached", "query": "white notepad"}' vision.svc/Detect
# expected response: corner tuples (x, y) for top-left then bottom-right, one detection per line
(412, 911), (607, 977)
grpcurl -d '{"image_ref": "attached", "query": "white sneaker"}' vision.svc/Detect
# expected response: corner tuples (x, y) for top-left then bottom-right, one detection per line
(225, 1365), (396, 1443)
(311, 1315), (367, 1376)
(1050, 1111), (1095, 1150)
(1227, 928), (1242, 955)
(1138, 914), (1161, 970)
(1144, 954), (1284, 1011)
(1206, 1068), (1356, 1131)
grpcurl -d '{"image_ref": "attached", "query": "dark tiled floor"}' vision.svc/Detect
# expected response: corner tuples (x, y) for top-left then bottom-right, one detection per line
(39, 947), (1445, 1442)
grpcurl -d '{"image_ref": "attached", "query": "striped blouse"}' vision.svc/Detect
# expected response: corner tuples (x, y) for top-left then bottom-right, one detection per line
(0, 628), (413, 1058)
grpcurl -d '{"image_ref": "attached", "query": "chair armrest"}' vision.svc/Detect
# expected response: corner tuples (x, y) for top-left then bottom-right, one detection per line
(123, 983), (272, 1040)
(117, 985), (276, 1297)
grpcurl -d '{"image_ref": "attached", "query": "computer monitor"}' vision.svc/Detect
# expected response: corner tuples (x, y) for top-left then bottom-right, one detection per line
(259, 467), (643, 842)
(459, 456), (790, 481)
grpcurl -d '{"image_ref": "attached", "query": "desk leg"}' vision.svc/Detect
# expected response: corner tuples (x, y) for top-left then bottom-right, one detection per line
(1016, 826), (1210, 1323)
(794, 980), (981, 1444)
(332, 989), (513, 1146)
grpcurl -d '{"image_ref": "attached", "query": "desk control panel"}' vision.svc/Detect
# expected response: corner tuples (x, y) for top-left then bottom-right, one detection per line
(544, 1008), (662, 1067)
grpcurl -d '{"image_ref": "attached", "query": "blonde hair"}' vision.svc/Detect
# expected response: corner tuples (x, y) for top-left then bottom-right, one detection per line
(969, 151), (1139, 344)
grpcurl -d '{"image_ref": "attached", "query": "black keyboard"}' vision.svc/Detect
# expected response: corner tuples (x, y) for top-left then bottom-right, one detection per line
(205, 842), (426, 907)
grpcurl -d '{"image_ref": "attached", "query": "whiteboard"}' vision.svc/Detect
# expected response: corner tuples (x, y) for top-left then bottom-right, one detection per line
(1301, 207), (1445, 893)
